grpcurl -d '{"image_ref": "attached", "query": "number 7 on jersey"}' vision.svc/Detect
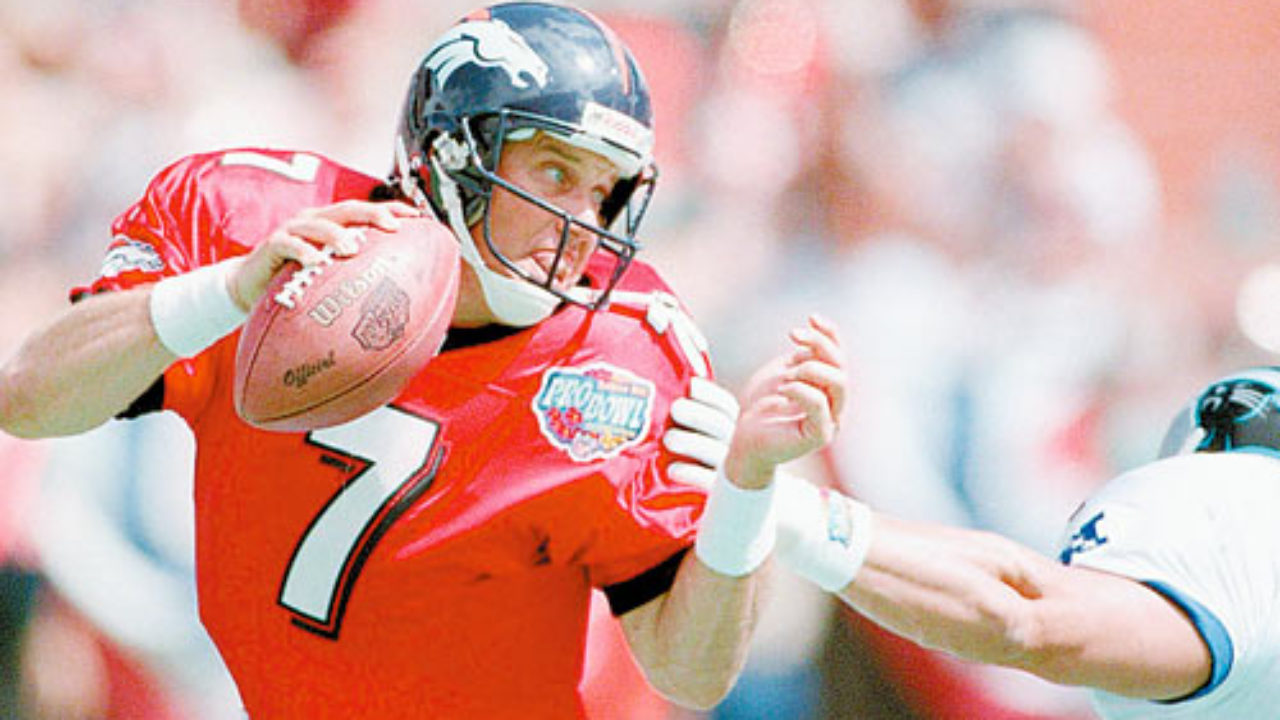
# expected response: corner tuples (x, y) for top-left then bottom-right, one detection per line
(279, 406), (443, 637)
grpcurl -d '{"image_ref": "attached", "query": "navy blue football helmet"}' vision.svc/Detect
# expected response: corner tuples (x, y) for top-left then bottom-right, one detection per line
(1158, 367), (1280, 458)
(394, 2), (657, 320)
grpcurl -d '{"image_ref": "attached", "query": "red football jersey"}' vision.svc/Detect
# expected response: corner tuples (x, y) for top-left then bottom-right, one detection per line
(80, 149), (711, 718)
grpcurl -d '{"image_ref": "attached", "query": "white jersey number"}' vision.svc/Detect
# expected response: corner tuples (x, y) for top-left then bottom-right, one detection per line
(220, 150), (321, 182)
(279, 406), (443, 637)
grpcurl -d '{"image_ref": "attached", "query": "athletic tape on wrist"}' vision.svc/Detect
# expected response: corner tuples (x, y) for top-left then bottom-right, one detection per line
(149, 260), (249, 358)
(775, 472), (874, 592)
(694, 468), (777, 577)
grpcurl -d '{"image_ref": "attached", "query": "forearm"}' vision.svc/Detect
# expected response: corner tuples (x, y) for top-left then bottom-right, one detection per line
(621, 554), (768, 709)
(826, 509), (1210, 699)
(629, 314), (844, 706)
(0, 288), (176, 438)
(839, 514), (1049, 667)
(622, 463), (781, 709)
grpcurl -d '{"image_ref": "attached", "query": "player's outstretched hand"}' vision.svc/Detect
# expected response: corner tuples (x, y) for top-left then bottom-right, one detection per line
(226, 200), (421, 312)
(724, 315), (846, 490)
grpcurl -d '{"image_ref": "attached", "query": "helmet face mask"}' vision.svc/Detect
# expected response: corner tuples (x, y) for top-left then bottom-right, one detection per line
(394, 2), (658, 316)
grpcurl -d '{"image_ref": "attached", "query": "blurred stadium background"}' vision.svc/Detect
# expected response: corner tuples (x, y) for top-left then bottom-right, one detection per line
(3, 0), (1280, 717)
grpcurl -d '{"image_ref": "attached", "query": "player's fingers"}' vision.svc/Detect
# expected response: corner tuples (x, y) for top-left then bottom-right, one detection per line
(688, 377), (741, 421)
(740, 354), (789, 406)
(788, 321), (844, 369)
(229, 234), (327, 310)
(666, 461), (715, 491)
(807, 313), (842, 347)
(383, 200), (422, 216)
(314, 199), (418, 231)
(268, 232), (332, 270)
(283, 216), (364, 257)
(777, 380), (838, 440)
(663, 427), (729, 468)
(789, 359), (847, 418)
(670, 396), (736, 443)
(746, 393), (803, 427)
(366, 201), (422, 231)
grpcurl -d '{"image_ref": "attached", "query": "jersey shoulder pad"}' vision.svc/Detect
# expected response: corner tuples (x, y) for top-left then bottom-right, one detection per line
(613, 259), (674, 295)
(602, 270), (711, 380)
(182, 148), (378, 210)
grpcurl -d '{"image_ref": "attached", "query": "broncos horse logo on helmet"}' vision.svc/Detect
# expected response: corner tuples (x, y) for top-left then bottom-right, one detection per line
(393, 1), (657, 327)
(423, 20), (549, 92)
(1158, 367), (1280, 459)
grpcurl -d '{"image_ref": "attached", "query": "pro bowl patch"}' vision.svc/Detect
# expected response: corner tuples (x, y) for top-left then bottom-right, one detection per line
(533, 362), (655, 462)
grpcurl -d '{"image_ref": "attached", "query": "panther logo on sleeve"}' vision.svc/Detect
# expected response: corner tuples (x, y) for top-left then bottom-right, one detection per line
(1059, 511), (1109, 564)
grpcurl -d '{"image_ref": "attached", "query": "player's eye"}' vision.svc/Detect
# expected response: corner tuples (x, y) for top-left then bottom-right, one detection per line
(539, 163), (570, 191)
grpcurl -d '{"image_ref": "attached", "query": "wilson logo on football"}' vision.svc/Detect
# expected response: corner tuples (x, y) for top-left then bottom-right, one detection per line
(533, 362), (654, 462)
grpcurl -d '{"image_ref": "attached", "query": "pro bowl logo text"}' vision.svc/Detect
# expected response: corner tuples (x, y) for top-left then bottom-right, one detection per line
(533, 363), (655, 462)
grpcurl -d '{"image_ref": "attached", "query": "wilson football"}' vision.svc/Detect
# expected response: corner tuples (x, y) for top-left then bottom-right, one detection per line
(233, 217), (460, 432)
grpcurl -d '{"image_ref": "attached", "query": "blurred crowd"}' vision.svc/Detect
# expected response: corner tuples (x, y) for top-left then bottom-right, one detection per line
(3, 0), (1280, 718)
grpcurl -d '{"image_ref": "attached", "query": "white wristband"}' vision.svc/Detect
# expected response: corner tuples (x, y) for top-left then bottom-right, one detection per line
(694, 468), (777, 577)
(149, 259), (249, 358)
(775, 472), (874, 592)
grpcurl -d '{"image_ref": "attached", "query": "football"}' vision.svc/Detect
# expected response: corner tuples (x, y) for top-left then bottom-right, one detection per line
(233, 217), (460, 432)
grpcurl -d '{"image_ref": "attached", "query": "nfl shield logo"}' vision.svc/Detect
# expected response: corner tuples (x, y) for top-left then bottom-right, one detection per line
(352, 279), (410, 351)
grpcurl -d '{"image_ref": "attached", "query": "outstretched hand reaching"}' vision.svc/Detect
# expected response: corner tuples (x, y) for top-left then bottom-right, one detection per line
(666, 315), (846, 491)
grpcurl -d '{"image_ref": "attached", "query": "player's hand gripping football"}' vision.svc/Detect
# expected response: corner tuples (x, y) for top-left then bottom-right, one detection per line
(225, 200), (421, 312)
(667, 315), (846, 491)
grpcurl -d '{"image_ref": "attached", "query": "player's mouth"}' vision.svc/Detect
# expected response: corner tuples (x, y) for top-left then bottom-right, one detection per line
(529, 247), (582, 290)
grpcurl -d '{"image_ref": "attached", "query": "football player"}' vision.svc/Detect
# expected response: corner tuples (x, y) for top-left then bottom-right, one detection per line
(0, 3), (847, 717)
(666, 366), (1280, 718)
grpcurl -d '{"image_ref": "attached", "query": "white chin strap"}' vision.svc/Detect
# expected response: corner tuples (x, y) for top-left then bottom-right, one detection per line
(429, 155), (560, 327)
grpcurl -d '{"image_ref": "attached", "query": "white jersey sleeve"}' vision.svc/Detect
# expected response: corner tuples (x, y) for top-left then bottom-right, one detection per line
(1057, 451), (1280, 719)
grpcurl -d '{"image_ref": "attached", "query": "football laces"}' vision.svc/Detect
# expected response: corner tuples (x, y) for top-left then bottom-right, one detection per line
(274, 247), (336, 309)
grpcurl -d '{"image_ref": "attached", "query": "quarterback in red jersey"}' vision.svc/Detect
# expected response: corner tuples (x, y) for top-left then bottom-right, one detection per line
(0, 3), (847, 718)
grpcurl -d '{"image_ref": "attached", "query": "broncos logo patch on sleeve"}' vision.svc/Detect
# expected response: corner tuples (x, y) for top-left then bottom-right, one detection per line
(100, 236), (165, 278)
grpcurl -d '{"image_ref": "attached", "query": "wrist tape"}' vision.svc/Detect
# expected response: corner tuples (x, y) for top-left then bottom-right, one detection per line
(775, 472), (874, 592)
(694, 468), (777, 577)
(149, 260), (249, 358)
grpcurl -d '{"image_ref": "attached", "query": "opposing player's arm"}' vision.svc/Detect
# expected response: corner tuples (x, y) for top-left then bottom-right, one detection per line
(618, 314), (846, 709)
(0, 199), (417, 439)
(844, 514), (1212, 700)
(662, 376), (1214, 703)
